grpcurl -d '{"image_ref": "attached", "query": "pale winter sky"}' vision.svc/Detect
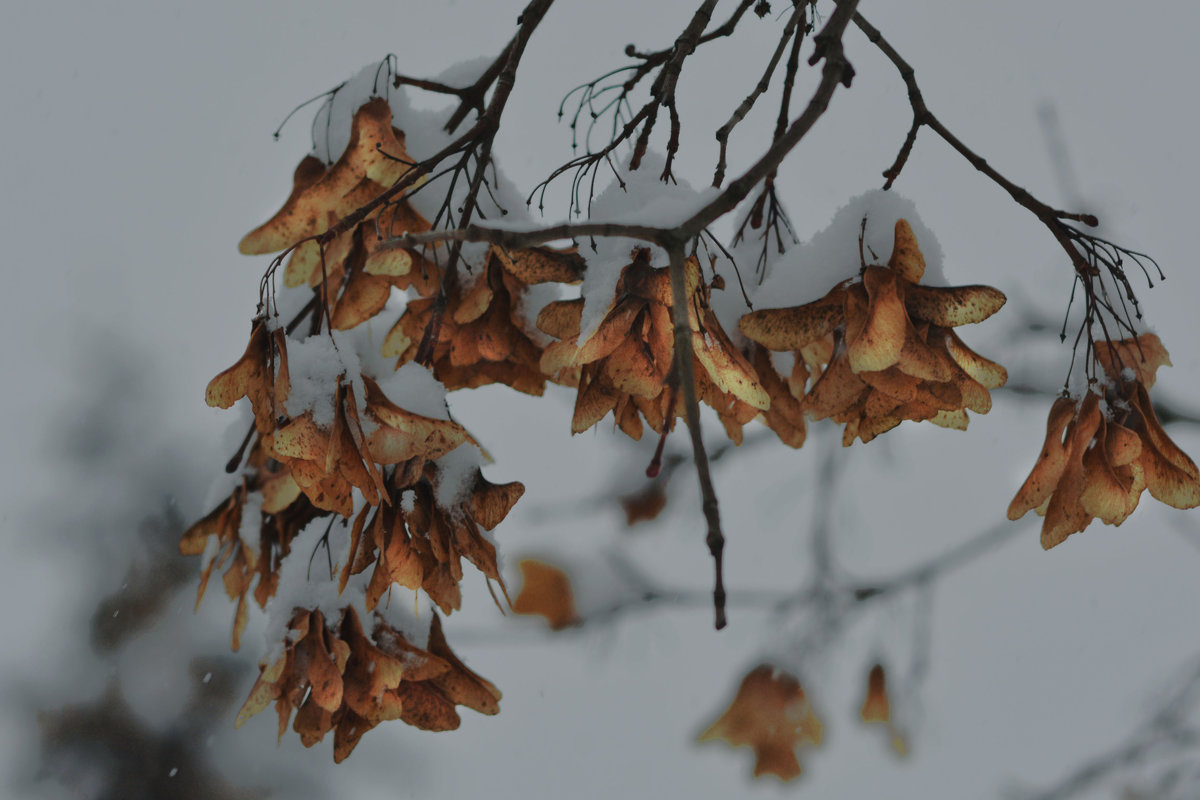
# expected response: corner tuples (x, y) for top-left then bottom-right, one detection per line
(3, 2), (1200, 798)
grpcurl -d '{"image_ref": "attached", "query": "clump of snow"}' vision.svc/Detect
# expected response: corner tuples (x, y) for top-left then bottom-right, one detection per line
(283, 330), (361, 428)
(237, 491), (263, 555)
(374, 596), (432, 652)
(577, 151), (715, 343)
(307, 59), (531, 266)
(577, 240), (640, 346)
(433, 444), (485, 512)
(1065, 354), (1106, 402)
(199, 535), (221, 580)
(433, 56), (493, 89)
(372, 362), (451, 421)
(261, 504), (434, 662)
(515, 280), (572, 347)
(265, 512), (355, 650)
(455, 241), (494, 274)
(311, 62), (410, 165)
(750, 190), (946, 310)
(263, 280), (319, 333)
(769, 349), (794, 378)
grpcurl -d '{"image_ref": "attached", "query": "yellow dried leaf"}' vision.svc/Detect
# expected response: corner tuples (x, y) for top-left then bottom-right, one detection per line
(942, 329), (1008, 389)
(426, 614), (502, 715)
(1008, 397), (1078, 521)
(470, 477), (525, 531)
(693, 313), (770, 410)
(364, 241), (414, 276)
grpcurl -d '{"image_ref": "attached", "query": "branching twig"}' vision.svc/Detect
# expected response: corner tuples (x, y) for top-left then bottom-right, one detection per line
(712, 2), (810, 187)
(850, 11), (1165, 383)
(404, 0), (861, 256)
(530, 0), (732, 215)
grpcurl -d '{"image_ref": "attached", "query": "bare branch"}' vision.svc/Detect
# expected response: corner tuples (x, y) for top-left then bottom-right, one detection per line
(401, 220), (668, 251)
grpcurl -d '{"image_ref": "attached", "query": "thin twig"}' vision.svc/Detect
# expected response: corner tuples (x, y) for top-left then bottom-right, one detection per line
(402, 0), (861, 257)
(712, 2), (809, 186)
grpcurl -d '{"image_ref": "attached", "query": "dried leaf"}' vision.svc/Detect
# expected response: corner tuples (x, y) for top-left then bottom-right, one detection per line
(859, 664), (890, 724)
(699, 665), (823, 782)
(1094, 333), (1171, 389)
(511, 559), (579, 630)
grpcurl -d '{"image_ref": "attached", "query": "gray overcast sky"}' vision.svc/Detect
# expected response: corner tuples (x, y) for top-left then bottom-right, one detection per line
(4, 2), (1200, 798)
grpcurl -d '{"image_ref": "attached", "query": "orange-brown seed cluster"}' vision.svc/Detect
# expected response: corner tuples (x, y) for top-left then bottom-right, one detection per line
(236, 608), (499, 762)
(538, 250), (769, 442)
(383, 245), (584, 396)
(1009, 333), (1200, 548)
(740, 220), (1007, 445)
(345, 464), (523, 615)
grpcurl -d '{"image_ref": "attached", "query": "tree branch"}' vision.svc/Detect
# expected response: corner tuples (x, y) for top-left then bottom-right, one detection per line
(849, 10), (1170, 382)
(666, 242), (727, 630)
(673, 0), (860, 238)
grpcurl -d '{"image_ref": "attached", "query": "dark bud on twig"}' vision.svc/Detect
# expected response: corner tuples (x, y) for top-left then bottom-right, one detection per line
(754, 1), (771, 18)
(840, 61), (856, 88)
(749, 192), (766, 229)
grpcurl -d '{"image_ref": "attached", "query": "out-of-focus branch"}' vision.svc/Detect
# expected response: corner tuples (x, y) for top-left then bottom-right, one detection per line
(1020, 660), (1200, 799)
(514, 506), (1026, 633)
